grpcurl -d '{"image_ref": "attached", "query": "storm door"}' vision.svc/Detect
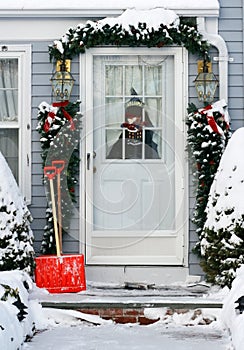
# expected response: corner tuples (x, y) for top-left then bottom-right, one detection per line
(83, 47), (187, 265)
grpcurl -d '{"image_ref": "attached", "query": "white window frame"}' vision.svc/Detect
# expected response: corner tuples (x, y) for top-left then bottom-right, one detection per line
(0, 44), (31, 204)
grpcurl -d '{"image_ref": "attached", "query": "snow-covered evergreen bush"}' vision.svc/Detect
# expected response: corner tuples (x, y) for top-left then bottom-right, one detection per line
(0, 153), (35, 275)
(200, 127), (244, 288)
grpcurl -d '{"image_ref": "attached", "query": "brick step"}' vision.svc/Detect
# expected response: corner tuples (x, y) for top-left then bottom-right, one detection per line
(40, 300), (223, 325)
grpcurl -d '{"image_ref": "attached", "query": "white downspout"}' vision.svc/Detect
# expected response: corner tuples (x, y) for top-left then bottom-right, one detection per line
(197, 17), (229, 103)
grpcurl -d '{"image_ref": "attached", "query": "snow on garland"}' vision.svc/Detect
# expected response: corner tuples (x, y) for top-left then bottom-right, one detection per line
(200, 128), (244, 288)
(0, 153), (35, 276)
(48, 9), (210, 62)
(186, 100), (232, 258)
(37, 100), (81, 254)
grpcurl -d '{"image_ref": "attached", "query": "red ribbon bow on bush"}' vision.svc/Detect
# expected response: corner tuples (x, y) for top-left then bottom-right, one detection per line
(44, 100), (75, 132)
(198, 100), (230, 137)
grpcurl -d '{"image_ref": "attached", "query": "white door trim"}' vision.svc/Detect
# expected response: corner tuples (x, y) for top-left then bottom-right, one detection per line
(79, 47), (189, 269)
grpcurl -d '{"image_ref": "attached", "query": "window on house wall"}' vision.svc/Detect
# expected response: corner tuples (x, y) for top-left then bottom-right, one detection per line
(0, 45), (31, 204)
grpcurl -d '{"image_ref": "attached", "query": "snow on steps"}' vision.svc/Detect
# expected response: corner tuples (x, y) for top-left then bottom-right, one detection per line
(34, 282), (223, 325)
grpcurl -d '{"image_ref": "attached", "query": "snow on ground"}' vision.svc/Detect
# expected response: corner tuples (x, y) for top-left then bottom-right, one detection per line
(22, 321), (231, 350)
(0, 269), (240, 350)
(0, 272), (233, 350)
(222, 265), (244, 350)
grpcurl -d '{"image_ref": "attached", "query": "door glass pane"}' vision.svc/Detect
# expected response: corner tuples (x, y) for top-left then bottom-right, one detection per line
(105, 98), (123, 127)
(105, 65), (123, 95)
(100, 59), (166, 161)
(145, 98), (162, 127)
(125, 65), (143, 95)
(0, 129), (18, 181)
(106, 129), (122, 158)
(144, 66), (162, 95)
(0, 59), (18, 121)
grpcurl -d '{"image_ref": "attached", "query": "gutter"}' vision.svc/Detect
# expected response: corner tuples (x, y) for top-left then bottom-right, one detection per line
(0, 9), (219, 18)
(197, 17), (229, 103)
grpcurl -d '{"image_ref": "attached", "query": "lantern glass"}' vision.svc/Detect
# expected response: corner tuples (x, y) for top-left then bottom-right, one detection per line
(194, 71), (218, 103)
(51, 69), (75, 101)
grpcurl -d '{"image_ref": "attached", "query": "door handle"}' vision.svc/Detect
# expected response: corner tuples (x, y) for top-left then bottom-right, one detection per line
(87, 153), (91, 170)
(87, 152), (96, 170)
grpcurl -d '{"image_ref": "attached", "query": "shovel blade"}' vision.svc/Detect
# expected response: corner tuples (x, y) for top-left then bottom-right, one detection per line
(44, 166), (57, 180)
(52, 160), (65, 174)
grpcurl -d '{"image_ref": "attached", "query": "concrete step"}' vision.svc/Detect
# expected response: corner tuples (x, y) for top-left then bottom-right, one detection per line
(40, 299), (223, 310)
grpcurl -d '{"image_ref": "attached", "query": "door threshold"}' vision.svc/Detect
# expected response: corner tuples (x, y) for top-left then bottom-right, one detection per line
(85, 266), (199, 285)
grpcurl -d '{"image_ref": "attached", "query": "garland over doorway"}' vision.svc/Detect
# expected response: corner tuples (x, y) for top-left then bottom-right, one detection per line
(48, 8), (210, 61)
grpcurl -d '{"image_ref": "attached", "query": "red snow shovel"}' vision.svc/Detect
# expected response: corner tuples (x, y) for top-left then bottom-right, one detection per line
(44, 165), (61, 257)
(52, 160), (65, 253)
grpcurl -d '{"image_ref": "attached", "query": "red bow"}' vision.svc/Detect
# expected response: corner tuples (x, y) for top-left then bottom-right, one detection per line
(43, 100), (75, 132)
(199, 104), (224, 136)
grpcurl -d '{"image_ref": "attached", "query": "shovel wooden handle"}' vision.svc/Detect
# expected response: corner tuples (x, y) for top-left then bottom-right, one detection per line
(44, 166), (61, 257)
(49, 179), (61, 257)
(52, 160), (65, 253)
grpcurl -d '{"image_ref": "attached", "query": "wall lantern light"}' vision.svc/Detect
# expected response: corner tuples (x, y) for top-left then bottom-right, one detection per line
(50, 59), (75, 101)
(194, 57), (219, 103)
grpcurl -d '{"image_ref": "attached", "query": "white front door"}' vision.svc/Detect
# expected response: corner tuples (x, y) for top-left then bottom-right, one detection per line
(82, 47), (188, 266)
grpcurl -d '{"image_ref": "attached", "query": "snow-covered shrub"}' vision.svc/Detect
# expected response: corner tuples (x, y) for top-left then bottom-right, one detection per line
(0, 271), (38, 349)
(0, 153), (34, 275)
(221, 265), (244, 350)
(200, 128), (244, 287)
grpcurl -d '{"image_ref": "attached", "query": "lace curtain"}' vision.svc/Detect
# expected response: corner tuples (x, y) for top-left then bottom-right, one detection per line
(0, 59), (18, 180)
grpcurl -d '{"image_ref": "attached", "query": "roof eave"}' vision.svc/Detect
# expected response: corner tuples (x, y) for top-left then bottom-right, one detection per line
(0, 8), (219, 18)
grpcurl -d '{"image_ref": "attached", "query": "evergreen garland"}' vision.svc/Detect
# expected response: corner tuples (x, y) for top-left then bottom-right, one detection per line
(186, 101), (232, 255)
(48, 18), (209, 62)
(37, 101), (81, 254)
